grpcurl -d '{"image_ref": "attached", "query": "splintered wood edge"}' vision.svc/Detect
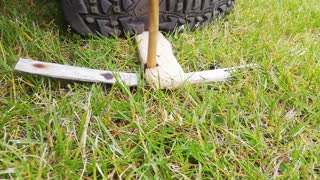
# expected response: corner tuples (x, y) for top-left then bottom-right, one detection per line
(185, 64), (258, 84)
(15, 58), (138, 86)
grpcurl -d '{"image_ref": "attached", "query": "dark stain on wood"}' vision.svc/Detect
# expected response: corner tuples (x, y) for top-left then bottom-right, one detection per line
(33, 63), (47, 69)
(101, 73), (114, 80)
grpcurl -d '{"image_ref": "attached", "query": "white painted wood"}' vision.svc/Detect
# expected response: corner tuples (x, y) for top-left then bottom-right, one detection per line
(136, 32), (185, 89)
(184, 64), (257, 84)
(185, 65), (257, 83)
(136, 32), (256, 89)
(15, 58), (138, 86)
(185, 69), (232, 83)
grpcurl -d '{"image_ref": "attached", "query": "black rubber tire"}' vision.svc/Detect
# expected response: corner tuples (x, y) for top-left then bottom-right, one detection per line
(62, 0), (235, 37)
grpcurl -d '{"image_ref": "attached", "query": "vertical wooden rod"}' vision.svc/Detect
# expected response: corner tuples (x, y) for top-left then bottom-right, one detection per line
(147, 0), (159, 68)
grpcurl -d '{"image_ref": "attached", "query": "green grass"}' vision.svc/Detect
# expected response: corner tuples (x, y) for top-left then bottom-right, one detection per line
(0, 0), (319, 179)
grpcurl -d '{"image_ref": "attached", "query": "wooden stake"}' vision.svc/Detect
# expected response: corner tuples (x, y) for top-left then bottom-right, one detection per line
(147, 0), (159, 68)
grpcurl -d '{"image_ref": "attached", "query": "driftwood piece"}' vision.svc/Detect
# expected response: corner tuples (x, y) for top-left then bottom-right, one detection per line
(136, 32), (185, 89)
(136, 32), (254, 89)
(15, 58), (138, 86)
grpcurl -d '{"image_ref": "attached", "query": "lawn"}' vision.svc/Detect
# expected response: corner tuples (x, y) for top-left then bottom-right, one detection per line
(0, 0), (319, 179)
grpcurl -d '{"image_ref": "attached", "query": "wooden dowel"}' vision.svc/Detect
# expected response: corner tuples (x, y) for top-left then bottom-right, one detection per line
(147, 0), (159, 68)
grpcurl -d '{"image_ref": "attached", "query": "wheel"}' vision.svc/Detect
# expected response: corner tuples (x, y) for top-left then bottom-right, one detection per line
(62, 0), (235, 37)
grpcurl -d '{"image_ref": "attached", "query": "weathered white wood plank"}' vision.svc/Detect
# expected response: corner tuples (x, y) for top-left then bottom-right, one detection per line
(185, 69), (232, 83)
(185, 64), (257, 83)
(136, 32), (256, 89)
(15, 58), (138, 86)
